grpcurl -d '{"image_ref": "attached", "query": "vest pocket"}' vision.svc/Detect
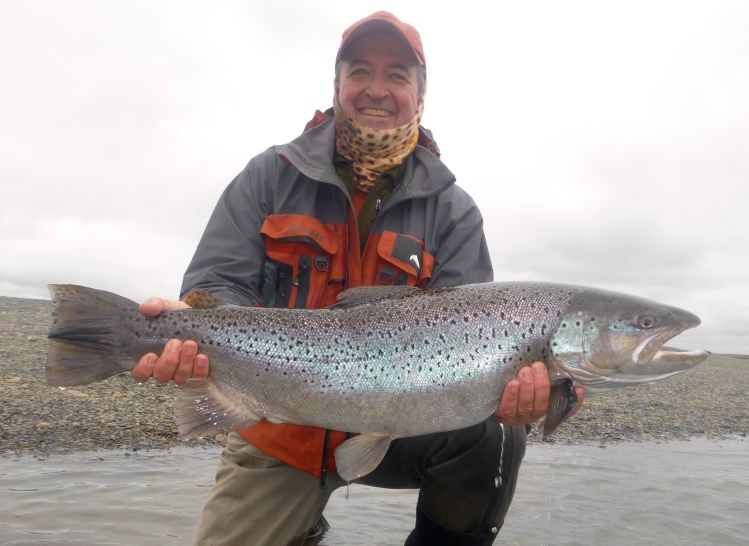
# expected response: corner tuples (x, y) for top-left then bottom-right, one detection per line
(367, 231), (434, 287)
(259, 214), (339, 309)
(261, 259), (292, 308)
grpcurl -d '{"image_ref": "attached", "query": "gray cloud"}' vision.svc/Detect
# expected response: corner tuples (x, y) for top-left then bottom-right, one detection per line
(1, 1), (747, 354)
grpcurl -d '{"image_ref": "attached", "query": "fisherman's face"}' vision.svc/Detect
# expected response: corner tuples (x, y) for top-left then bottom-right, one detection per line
(337, 32), (420, 130)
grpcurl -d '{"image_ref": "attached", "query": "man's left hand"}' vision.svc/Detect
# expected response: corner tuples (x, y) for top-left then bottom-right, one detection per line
(494, 361), (585, 427)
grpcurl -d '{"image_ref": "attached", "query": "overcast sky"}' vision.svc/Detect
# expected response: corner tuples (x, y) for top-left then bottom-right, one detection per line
(1, 1), (747, 354)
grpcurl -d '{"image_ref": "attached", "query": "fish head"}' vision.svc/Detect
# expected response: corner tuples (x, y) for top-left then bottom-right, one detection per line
(547, 288), (709, 393)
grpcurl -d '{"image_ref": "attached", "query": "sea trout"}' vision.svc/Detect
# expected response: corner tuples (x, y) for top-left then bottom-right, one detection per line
(47, 282), (708, 481)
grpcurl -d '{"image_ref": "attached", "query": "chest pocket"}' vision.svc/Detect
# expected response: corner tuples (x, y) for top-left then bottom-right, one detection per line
(259, 214), (342, 309)
(364, 230), (434, 287)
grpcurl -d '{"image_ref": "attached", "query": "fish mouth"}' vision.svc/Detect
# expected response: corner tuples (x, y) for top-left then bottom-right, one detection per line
(568, 346), (708, 392)
(564, 322), (708, 393)
(616, 326), (708, 385)
(632, 328), (682, 365)
(650, 347), (710, 370)
(633, 309), (701, 366)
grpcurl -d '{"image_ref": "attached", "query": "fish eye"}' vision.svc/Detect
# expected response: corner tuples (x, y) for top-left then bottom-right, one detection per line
(638, 316), (656, 329)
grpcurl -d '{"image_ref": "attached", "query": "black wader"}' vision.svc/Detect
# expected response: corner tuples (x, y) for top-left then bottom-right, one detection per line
(357, 419), (527, 546)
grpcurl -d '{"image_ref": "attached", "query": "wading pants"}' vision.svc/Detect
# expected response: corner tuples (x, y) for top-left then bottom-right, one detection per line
(193, 420), (526, 546)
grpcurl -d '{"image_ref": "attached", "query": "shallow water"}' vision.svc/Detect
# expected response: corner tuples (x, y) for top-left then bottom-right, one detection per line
(1, 438), (746, 545)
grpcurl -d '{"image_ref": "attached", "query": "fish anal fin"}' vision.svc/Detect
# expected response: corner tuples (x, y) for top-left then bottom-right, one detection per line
(542, 378), (578, 440)
(175, 379), (259, 439)
(334, 433), (392, 482)
(182, 290), (224, 309)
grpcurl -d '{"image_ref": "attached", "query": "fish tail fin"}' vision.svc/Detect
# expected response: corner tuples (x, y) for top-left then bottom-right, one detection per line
(47, 284), (137, 386)
(542, 378), (579, 440)
(175, 379), (260, 438)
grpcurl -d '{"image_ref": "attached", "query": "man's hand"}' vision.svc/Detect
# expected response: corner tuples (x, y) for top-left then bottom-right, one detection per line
(494, 361), (585, 427)
(131, 297), (210, 385)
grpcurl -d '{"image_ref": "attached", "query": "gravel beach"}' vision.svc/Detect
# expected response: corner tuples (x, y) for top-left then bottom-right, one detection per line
(1, 295), (747, 457)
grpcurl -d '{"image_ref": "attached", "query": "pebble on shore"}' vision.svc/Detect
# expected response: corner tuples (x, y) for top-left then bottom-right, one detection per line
(1, 296), (747, 458)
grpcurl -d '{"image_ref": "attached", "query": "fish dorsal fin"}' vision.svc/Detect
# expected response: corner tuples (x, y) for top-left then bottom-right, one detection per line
(175, 378), (260, 438)
(334, 433), (392, 482)
(183, 289), (224, 309)
(330, 286), (420, 309)
(542, 378), (579, 440)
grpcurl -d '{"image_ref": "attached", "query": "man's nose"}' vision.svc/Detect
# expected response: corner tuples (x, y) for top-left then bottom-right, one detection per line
(365, 77), (389, 99)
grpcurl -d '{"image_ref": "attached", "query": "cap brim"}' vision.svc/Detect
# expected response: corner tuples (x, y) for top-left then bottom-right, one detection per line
(337, 20), (424, 65)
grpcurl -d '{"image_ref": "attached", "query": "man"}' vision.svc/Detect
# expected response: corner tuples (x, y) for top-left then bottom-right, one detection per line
(133, 12), (582, 546)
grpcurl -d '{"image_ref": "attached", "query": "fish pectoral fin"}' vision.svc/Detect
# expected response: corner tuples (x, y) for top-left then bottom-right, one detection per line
(542, 378), (578, 440)
(182, 289), (225, 309)
(334, 433), (392, 482)
(175, 378), (260, 439)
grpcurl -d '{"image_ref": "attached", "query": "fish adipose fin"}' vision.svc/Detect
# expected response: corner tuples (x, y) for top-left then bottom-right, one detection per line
(47, 284), (136, 386)
(542, 378), (579, 440)
(175, 379), (260, 439)
(334, 433), (392, 482)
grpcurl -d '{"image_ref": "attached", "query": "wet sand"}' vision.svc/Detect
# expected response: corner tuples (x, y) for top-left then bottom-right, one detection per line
(1, 295), (747, 458)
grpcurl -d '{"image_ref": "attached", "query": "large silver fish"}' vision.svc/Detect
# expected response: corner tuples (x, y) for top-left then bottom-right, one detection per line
(47, 282), (708, 481)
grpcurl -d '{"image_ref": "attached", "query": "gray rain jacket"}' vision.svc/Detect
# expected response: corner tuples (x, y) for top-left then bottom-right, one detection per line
(180, 115), (494, 476)
(182, 116), (492, 307)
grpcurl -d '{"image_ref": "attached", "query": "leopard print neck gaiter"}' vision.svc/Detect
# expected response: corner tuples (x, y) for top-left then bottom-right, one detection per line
(333, 93), (424, 192)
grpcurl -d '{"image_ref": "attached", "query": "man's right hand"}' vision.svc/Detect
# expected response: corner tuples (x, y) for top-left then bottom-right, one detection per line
(131, 297), (210, 385)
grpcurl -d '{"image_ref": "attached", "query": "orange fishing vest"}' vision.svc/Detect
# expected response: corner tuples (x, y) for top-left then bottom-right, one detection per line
(239, 207), (434, 476)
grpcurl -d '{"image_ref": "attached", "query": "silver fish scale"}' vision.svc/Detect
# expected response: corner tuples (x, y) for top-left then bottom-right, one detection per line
(145, 283), (577, 437)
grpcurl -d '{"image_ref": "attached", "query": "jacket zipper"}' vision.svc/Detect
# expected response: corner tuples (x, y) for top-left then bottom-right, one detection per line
(319, 429), (331, 488)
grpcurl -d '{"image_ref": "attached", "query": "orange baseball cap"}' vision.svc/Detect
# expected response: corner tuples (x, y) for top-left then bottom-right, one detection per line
(336, 11), (425, 67)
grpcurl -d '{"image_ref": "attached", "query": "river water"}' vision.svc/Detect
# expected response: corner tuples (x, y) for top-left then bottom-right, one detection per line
(1, 438), (746, 545)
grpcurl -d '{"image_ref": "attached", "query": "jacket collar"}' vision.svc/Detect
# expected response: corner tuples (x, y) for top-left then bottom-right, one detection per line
(278, 117), (456, 200)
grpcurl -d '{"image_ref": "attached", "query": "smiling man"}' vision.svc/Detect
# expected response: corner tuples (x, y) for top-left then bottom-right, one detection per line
(132, 12), (573, 546)
(336, 32), (421, 129)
